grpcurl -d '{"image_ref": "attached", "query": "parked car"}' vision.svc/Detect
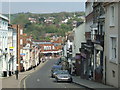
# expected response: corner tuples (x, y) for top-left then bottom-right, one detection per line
(51, 70), (63, 78)
(54, 56), (67, 65)
(55, 70), (72, 82)
(54, 60), (61, 65)
(51, 65), (62, 78)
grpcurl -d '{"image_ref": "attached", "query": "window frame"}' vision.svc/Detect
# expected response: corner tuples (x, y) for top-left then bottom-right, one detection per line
(109, 35), (118, 64)
(109, 4), (115, 27)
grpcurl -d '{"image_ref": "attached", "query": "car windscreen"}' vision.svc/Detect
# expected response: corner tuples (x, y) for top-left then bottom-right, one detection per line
(58, 71), (69, 74)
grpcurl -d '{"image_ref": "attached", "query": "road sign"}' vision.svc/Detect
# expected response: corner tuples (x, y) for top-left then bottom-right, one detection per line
(9, 47), (14, 49)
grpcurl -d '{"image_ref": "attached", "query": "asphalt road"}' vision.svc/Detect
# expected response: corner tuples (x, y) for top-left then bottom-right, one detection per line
(24, 58), (87, 89)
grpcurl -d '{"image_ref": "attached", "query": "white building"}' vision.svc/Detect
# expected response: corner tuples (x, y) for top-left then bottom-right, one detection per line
(103, 2), (120, 88)
(72, 22), (86, 57)
(0, 14), (9, 77)
(23, 44), (31, 71)
(12, 28), (17, 74)
(7, 26), (17, 76)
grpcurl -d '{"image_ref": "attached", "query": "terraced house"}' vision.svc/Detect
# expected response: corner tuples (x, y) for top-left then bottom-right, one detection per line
(0, 14), (9, 77)
(103, 2), (120, 88)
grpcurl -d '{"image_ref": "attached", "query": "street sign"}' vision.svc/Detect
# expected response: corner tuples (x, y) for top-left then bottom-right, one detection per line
(20, 53), (26, 56)
(9, 47), (14, 49)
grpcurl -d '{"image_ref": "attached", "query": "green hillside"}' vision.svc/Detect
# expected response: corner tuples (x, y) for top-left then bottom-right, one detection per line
(4, 12), (85, 40)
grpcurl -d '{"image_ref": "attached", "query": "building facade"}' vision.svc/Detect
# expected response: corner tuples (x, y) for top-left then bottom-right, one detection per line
(80, 1), (94, 80)
(7, 24), (17, 76)
(103, 2), (119, 88)
(12, 25), (24, 72)
(0, 14), (9, 77)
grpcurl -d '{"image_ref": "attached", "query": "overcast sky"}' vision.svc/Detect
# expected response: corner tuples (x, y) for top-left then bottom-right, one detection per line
(1, 2), (85, 14)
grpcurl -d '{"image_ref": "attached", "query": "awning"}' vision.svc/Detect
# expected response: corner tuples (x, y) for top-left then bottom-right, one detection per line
(90, 23), (98, 28)
(94, 44), (103, 51)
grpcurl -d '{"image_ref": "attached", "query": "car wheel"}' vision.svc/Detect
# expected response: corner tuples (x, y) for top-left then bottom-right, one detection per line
(51, 75), (53, 78)
(69, 78), (73, 83)
(55, 78), (58, 82)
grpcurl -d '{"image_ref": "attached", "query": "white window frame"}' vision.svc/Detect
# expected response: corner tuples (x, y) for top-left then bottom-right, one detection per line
(109, 4), (115, 27)
(20, 39), (23, 45)
(20, 49), (23, 54)
(44, 46), (47, 50)
(20, 29), (23, 35)
(109, 35), (118, 64)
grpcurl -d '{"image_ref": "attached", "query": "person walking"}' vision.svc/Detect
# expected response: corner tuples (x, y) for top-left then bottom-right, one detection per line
(15, 70), (19, 80)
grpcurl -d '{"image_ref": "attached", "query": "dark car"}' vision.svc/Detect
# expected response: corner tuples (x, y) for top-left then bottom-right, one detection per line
(51, 65), (62, 78)
(55, 70), (72, 82)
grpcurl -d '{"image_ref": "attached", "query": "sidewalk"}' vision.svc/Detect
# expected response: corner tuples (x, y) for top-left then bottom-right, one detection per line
(72, 76), (116, 89)
(1, 60), (48, 88)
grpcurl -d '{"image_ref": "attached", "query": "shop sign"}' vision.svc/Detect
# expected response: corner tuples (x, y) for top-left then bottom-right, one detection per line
(9, 47), (14, 49)
(20, 53), (26, 56)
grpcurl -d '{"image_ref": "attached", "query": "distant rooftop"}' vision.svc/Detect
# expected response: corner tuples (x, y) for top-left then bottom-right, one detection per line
(0, 14), (9, 21)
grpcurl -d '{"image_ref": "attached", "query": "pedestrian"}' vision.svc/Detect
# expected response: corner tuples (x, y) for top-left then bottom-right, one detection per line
(15, 70), (19, 80)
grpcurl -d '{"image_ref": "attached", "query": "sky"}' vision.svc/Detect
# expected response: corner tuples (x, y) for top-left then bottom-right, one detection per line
(0, 2), (85, 14)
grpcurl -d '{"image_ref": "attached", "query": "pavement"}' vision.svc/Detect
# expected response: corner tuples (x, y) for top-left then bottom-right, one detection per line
(72, 76), (117, 90)
(1, 59), (49, 89)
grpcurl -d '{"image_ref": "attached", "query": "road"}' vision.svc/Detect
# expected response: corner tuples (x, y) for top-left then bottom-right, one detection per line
(24, 58), (87, 89)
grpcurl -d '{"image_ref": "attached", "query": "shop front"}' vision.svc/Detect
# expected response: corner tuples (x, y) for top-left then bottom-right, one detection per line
(80, 43), (94, 80)
(94, 44), (103, 82)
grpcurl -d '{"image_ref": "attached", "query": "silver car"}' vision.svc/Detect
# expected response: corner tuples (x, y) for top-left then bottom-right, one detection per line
(55, 70), (72, 82)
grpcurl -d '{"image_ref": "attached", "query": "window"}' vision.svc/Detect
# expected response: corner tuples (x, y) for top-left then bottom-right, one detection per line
(44, 46), (47, 50)
(109, 5), (115, 26)
(52, 46), (55, 49)
(20, 39), (23, 45)
(112, 70), (115, 78)
(20, 49), (22, 53)
(110, 37), (117, 61)
(20, 29), (23, 35)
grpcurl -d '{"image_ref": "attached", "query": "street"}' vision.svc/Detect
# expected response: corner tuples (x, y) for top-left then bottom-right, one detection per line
(24, 58), (86, 89)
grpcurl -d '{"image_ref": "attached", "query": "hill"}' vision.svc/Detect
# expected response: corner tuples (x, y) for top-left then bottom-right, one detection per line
(4, 12), (85, 40)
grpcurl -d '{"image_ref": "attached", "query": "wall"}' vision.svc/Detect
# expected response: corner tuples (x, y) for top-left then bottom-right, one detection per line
(118, 2), (120, 88)
(104, 2), (119, 87)
(73, 23), (86, 55)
